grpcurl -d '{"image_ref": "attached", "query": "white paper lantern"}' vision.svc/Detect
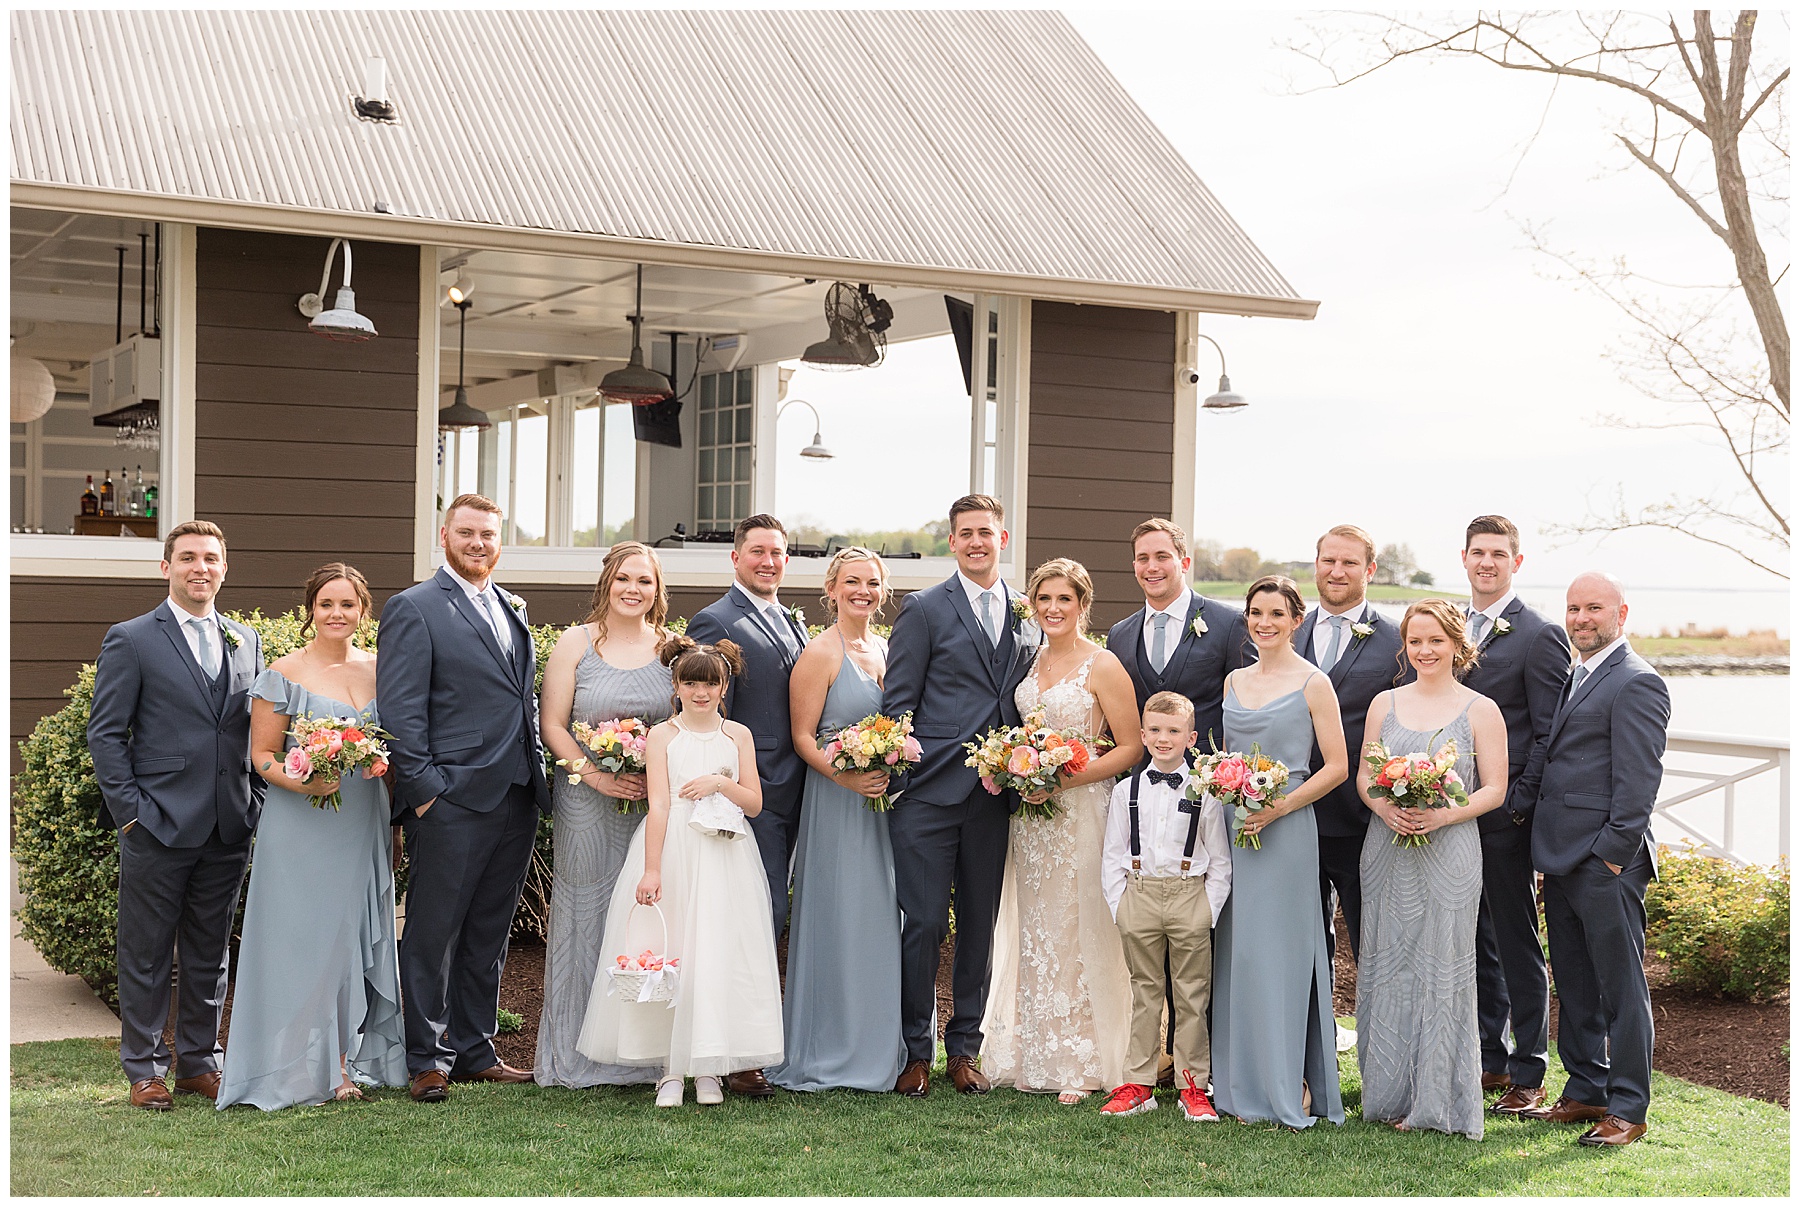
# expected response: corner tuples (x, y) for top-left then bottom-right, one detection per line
(11, 355), (56, 425)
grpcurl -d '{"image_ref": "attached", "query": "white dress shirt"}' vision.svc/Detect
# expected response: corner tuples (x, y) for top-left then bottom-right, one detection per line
(1311, 601), (1369, 662)
(167, 599), (223, 670)
(1467, 588), (1517, 643)
(1141, 592), (1191, 664)
(1575, 633), (1630, 670)
(731, 580), (799, 651)
(444, 563), (513, 652)
(957, 571), (1006, 642)
(1102, 767), (1233, 925)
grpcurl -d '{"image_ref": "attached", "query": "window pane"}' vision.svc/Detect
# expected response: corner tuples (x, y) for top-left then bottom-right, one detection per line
(733, 484), (750, 520)
(511, 409), (549, 545)
(735, 447), (752, 482)
(699, 411), (715, 447)
(736, 405), (752, 444)
(697, 484), (713, 522)
(736, 370), (753, 406)
(698, 448), (715, 484)
(604, 403), (636, 544)
(716, 408), (733, 445)
(701, 374), (716, 410)
(571, 404), (601, 546)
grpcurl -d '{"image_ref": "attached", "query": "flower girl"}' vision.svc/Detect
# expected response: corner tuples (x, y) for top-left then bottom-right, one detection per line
(575, 637), (785, 1106)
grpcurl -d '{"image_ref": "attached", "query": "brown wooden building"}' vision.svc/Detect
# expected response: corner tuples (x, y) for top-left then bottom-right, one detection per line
(10, 11), (1315, 762)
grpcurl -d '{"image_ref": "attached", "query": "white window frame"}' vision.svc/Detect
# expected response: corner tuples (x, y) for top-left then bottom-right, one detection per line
(10, 221), (195, 578)
(965, 293), (1031, 587)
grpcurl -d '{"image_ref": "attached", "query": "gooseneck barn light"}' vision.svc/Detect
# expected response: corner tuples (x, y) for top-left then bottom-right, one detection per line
(777, 398), (834, 460)
(1193, 333), (1246, 412)
(297, 238), (378, 342)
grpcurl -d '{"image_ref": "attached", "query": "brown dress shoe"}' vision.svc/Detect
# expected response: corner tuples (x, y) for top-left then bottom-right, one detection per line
(1520, 1094), (1607, 1124)
(1491, 1085), (1548, 1115)
(409, 1070), (450, 1102)
(129, 1078), (172, 1111)
(1481, 1071), (1513, 1092)
(724, 1069), (777, 1097)
(173, 1071), (222, 1100)
(451, 1061), (531, 1084)
(1579, 1115), (1648, 1147)
(947, 1054), (991, 1095)
(894, 1059), (930, 1098)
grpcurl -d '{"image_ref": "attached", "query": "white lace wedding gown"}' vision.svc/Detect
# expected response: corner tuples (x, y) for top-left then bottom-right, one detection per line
(980, 650), (1131, 1094)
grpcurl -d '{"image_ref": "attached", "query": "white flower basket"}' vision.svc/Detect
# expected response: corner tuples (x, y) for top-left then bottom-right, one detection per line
(605, 903), (681, 1006)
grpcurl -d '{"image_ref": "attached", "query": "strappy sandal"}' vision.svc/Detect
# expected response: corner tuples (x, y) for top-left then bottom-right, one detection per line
(1057, 1089), (1090, 1105)
(333, 1081), (364, 1102)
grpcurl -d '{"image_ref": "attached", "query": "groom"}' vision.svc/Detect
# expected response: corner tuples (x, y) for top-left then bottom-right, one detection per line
(882, 494), (1037, 1097)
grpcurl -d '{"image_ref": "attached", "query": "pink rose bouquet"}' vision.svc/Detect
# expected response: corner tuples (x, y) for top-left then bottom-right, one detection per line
(285, 714), (393, 812)
(820, 712), (922, 812)
(558, 717), (651, 813)
(963, 707), (1097, 820)
(1363, 735), (1469, 847)
(1190, 741), (1291, 849)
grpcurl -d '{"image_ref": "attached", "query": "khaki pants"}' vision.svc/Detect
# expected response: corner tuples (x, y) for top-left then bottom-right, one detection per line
(1116, 874), (1213, 1087)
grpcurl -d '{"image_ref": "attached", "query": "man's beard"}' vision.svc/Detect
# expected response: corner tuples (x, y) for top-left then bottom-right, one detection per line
(446, 544), (498, 582)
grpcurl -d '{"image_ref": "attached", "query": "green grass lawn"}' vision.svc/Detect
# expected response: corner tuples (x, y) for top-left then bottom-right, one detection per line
(10, 1036), (1787, 1196)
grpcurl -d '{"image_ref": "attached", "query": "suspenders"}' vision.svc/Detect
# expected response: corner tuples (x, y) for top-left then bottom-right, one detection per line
(1127, 769), (1205, 876)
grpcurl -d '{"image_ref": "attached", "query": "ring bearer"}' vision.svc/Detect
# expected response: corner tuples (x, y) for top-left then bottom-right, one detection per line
(1099, 692), (1232, 1122)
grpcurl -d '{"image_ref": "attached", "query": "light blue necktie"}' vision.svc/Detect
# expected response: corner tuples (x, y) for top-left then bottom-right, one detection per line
(189, 617), (220, 678)
(477, 589), (513, 657)
(979, 591), (998, 646)
(1566, 662), (1589, 701)
(1150, 612), (1172, 673)
(1468, 609), (1488, 645)
(1319, 614), (1347, 671)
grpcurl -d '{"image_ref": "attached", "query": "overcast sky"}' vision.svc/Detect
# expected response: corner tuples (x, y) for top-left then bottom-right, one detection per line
(770, 8), (1789, 618)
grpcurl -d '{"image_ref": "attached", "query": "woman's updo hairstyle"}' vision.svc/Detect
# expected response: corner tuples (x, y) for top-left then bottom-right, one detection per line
(1025, 557), (1095, 632)
(821, 546), (891, 617)
(1244, 574), (1305, 620)
(660, 636), (746, 713)
(1401, 598), (1480, 677)
(300, 562), (374, 638)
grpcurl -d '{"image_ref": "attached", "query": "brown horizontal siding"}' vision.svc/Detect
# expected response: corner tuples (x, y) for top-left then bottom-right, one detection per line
(1028, 301), (1175, 629)
(197, 439), (422, 479)
(195, 476), (415, 520)
(196, 363), (419, 409)
(197, 400), (418, 444)
(196, 326), (421, 373)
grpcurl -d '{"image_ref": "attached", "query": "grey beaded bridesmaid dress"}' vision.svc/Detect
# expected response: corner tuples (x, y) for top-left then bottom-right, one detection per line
(534, 644), (672, 1087)
(217, 669), (406, 1109)
(1356, 698), (1485, 1139)
(1210, 675), (1345, 1128)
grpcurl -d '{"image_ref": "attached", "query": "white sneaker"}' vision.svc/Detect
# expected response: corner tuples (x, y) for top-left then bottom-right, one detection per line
(695, 1076), (724, 1105)
(1336, 1023), (1358, 1053)
(655, 1078), (684, 1108)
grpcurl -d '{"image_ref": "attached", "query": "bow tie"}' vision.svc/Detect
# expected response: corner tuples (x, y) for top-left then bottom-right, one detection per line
(1147, 769), (1185, 789)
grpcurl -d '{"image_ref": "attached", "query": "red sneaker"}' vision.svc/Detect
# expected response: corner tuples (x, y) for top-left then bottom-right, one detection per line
(1180, 1071), (1219, 1122)
(1100, 1083), (1157, 1117)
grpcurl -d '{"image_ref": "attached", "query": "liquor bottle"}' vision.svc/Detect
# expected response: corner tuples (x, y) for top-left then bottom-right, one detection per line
(121, 468), (131, 516)
(99, 469), (115, 516)
(129, 466), (145, 516)
(80, 475), (100, 516)
(143, 482), (158, 519)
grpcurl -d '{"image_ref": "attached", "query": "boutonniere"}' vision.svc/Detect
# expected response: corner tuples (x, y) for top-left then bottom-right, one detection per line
(220, 626), (243, 650)
(507, 595), (526, 614)
(1190, 607), (1208, 638)
(788, 604), (807, 629)
(1010, 595), (1033, 626)
(1490, 618), (1513, 638)
(1349, 619), (1376, 642)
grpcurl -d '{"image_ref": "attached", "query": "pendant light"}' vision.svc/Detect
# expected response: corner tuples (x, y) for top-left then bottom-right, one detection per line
(438, 296), (492, 431)
(599, 265), (675, 405)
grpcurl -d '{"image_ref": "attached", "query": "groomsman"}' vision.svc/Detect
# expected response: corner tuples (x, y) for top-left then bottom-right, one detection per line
(1522, 573), (1668, 1147)
(1458, 516), (1572, 1112)
(687, 513), (807, 1099)
(1296, 525), (1408, 970)
(882, 494), (1037, 1097)
(1107, 518), (1251, 753)
(88, 520), (266, 1109)
(379, 494), (548, 1101)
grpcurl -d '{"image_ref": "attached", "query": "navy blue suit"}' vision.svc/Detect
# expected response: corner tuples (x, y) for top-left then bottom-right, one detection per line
(686, 586), (809, 934)
(1297, 604), (1411, 967)
(881, 573), (1036, 1062)
(88, 600), (265, 1084)
(1531, 642), (1669, 1124)
(376, 567), (549, 1078)
(1107, 590), (1251, 754)
(1463, 596), (1572, 1086)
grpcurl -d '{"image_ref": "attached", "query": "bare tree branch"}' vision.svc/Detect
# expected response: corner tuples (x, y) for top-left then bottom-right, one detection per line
(1614, 132), (1732, 240)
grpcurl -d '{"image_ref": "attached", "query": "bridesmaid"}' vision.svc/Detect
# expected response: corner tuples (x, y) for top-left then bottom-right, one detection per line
(534, 541), (676, 1088)
(219, 563), (405, 1108)
(768, 547), (907, 1092)
(1210, 575), (1349, 1129)
(1356, 599), (1507, 1138)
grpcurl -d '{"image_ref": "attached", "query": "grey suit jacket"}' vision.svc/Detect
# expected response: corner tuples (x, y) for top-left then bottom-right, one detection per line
(1107, 589), (1252, 752)
(1530, 643), (1670, 878)
(1297, 605), (1412, 838)
(1462, 596), (1573, 830)
(375, 568), (549, 821)
(881, 573), (1037, 807)
(686, 587), (809, 806)
(88, 600), (266, 847)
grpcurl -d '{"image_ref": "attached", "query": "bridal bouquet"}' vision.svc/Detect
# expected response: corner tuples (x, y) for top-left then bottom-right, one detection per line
(820, 712), (924, 812)
(284, 714), (393, 812)
(558, 717), (651, 812)
(1363, 736), (1469, 847)
(963, 708), (1094, 820)
(1190, 742), (1290, 849)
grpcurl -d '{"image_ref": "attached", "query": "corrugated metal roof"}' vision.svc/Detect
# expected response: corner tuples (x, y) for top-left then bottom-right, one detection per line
(11, 10), (1313, 315)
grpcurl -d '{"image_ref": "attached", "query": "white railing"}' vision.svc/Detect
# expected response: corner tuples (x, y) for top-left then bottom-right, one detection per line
(1656, 731), (1790, 866)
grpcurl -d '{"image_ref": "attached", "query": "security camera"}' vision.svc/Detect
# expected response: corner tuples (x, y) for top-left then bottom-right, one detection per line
(1182, 366), (1202, 386)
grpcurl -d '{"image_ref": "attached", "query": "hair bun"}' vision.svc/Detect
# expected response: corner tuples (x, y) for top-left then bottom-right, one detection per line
(659, 632), (698, 667)
(712, 638), (746, 676)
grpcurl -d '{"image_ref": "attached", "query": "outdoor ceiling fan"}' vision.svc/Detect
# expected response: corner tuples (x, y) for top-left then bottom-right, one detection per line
(801, 283), (893, 370)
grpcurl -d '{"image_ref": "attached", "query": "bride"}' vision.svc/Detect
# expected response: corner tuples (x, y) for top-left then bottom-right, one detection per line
(981, 558), (1144, 1102)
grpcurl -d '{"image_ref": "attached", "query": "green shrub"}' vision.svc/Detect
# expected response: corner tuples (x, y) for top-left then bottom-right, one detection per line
(1646, 843), (1789, 1002)
(496, 1007), (525, 1035)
